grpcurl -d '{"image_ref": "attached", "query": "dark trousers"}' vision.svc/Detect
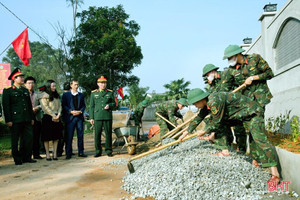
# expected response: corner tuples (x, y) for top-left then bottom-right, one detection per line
(66, 117), (84, 156)
(11, 121), (33, 163)
(32, 120), (42, 157)
(94, 120), (112, 154)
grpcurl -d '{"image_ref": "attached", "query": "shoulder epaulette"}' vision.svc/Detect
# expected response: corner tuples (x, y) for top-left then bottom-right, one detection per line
(4, 86), (12, 89)
(107, 89), (113, 92)
(92, 89), (98, 93)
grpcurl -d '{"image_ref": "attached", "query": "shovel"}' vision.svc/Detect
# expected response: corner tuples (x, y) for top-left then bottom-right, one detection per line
(127, 132), (198, 173)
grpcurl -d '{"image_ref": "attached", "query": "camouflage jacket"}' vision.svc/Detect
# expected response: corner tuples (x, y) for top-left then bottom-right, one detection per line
(189, 71), (231, 133)
(205, 71), (231, 94)
(204, 92), (264, 133)
(155, 101), (182, 125)
(133, 102), (145, 123)
(221, 54), (274, 107)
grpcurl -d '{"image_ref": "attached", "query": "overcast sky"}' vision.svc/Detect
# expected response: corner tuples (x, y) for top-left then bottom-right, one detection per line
(0, 0), (286, 93)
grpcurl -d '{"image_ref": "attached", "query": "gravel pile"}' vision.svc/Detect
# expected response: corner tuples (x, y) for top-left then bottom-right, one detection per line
(122, 137), (275, 200)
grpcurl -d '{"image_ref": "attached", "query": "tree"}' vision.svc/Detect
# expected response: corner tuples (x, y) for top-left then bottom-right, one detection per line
(67, 5), (143, 94)
(163, 78), (191, 99)
(126, 83), (149, 109)
(2, 41), (68, 93)
(66, 0), (84, 46)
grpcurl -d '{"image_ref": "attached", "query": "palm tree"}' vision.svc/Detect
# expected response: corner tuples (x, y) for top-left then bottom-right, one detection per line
(163, 78), (191, 99)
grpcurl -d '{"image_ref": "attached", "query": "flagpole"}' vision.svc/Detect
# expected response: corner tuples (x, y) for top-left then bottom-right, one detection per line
(0, 43), (11, 57)
(0, 1), (55, 49)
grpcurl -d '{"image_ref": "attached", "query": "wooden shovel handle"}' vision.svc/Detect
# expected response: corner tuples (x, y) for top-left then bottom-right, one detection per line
(171, 126), (189, 139)
(129, 132), (198, 162)
(232, 84), (246, 93)
(155, 112), (176, 128)
(161, 113), (198, 139)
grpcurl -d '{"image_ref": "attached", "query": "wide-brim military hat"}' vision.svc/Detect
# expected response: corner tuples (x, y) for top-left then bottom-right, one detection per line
(97, 75), (107, 82)
(8, 67), (24, 80)
(202, 64), (219, 77)
(223, 44), (245, 60)
(176, 98), (188, 107)
(187, 88), (209, 104)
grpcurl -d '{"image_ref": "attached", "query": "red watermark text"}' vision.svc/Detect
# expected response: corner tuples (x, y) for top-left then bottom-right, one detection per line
(267, 181), (290, 191)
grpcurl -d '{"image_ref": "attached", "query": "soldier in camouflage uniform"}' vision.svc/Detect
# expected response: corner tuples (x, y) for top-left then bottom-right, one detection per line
(133, 99), (149, 140)
(222, 44), (274, 165)
(133, 99), (149, 126)
(155, 98), (188, 136)
(180, 89), (280, 183)
(204, 64), (247, 153)
(182, 64), (243, 156)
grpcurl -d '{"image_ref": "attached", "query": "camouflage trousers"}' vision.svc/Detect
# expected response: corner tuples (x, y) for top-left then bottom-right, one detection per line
(212, 125), (246, 151)
(155, 116), (174, 137)
(244, 116), (277, 167)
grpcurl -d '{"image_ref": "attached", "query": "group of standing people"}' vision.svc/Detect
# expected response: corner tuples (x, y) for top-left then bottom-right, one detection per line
(1, 68), (91, 165)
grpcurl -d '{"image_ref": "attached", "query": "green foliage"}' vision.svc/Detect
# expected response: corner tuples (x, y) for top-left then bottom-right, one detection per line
(0, 120), (10, 137)
(0, 136), (11, 152)
(2, 41), (68, 93)
(290, 116), (300, 142)
(266, 110), (291, 135)
(163, 78), (190, 100)
(126, 83), (149, 108)
(67, 5), (143, 94)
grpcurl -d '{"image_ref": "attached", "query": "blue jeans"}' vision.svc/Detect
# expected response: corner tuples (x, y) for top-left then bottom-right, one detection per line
(66, 117), (84, 156)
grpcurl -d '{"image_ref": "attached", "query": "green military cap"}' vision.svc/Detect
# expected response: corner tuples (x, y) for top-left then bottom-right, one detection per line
(8, 67), (24, 80)
(141, 99), (149, 107)
(187, 88), (209, 104)
(223, 44), (245, 60)
(202, 64), (219, 77)
(176, 98), (188, 107)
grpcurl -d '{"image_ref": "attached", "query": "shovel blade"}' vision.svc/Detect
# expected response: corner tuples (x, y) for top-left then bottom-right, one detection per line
(127, 162), (135, 173)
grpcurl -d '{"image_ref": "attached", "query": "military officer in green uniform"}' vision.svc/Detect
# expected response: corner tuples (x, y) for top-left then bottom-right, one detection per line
(180, 89), (280, 183)
(90, 75), (116, 157)
(222, 44), (274, 165)
(2, 68), (35, 165)
(155, 98), (188, 136)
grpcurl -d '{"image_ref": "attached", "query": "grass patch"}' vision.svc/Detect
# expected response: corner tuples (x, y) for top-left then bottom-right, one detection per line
(0, 136), (11, 153)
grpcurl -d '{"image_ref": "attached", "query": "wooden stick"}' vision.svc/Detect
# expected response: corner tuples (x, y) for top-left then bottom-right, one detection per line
(171, 126), (188, 139)
(231, 127), (237, 144)
(155, 112), (176, 128)
(161, 114), (197, 139)
(232, 83), (246, 93)
(129, 132), (198, 162)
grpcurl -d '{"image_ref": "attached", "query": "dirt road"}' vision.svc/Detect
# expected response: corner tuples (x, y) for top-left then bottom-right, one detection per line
(0, 133), (135, 200)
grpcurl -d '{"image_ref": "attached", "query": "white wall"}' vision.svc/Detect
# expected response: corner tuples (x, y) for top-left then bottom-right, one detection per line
(245, 0), (300, 120)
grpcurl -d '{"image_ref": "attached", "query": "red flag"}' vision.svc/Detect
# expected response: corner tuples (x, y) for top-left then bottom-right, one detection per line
(11, 28), (32, 66)
(117, 86), (124, 99)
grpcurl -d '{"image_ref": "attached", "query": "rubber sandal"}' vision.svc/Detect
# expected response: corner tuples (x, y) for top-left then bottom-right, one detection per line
(214, 152), (230, 157)
(268, 175), (281, 184)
